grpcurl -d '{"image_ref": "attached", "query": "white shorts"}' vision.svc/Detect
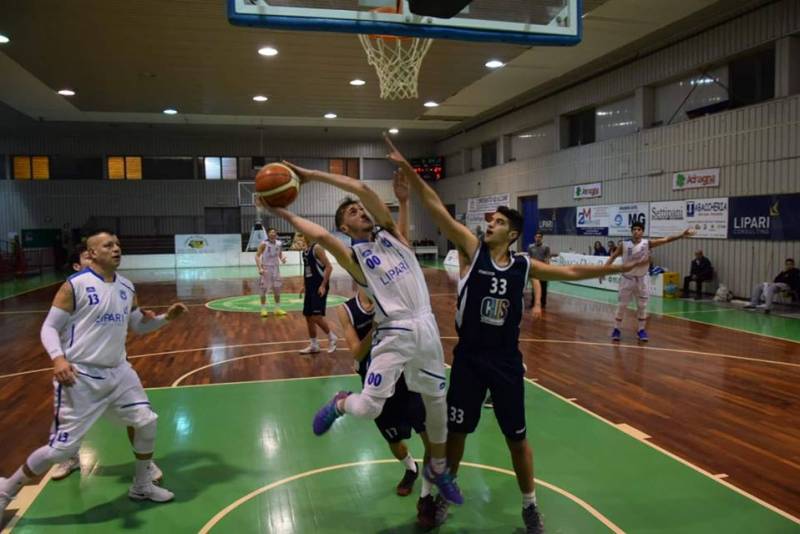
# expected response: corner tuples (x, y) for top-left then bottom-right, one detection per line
(363, 312), (447, 399)
(49, 361), (156, 451)
(618, 275), (650, 305)
(259, 265), (282, 292)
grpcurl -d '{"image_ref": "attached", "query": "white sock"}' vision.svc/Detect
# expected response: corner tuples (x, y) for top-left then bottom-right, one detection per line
(523, 491), (537, 508)
(421, 476), (433, 497)
(401, 454), (417, 472)
(134, 459), (151, 485)
(430, 457), (446, 474)
(328, 332), (337, 342)
(310, 338), (319, 348)
(638, 319), (646, 330)
(5, 467), (30, 496)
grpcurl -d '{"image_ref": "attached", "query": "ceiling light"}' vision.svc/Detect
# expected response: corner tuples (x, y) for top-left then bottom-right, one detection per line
(163, 108), (178, 115)
(253, 95), (268, 102)
(0, 34), (9, 44)
(57, 89), (76, 96)
(485, 59), (505, 69)
(324, 113), (337, 119)
(258, 47), (278, 57)
(350, 79), (366, 86)
(423, 101), (439, 108)
(388, 128), (399, 134)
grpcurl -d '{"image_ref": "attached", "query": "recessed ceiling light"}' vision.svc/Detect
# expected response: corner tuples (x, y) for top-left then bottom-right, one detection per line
(0, 34), (9, 44)
(163, 108), (178, 115)
(258, 47), (278, 57)
(388, 128), (399, 134)
(253, 95), (268, 102)
(485, 59), (505, 69)
(57, 89), (76, 96)
(350, 79), (366, 86)
(423, 101), (439, 108)
(324, 113), (337, 119)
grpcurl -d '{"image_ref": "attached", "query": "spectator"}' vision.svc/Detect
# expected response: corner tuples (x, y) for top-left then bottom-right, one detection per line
(528, 231), (552, 309)
(682, 250), (714, 300)
(591, 241), (608, 256)
(607, 240), (618, 256)
(744, 258), (800, 313)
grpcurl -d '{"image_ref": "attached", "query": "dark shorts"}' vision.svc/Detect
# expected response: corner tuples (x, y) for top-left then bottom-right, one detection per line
(360, 372), (426, 443)
(447, 346), (526, 440)
(302, 285), (328, 316)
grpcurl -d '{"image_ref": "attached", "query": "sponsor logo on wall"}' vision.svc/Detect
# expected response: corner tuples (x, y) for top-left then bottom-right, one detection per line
(729, 194), (800, 240)
(573, 182), (602, 199)
(672, 168), (720, 190)
(608, 204), (649, 236)
(576, 205), (609, 236)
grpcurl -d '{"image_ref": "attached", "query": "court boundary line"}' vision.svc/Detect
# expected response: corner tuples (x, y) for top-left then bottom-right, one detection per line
(521, 376), (800, 525)
(197, 459), (623, 534)
(0, 468), (54, 534)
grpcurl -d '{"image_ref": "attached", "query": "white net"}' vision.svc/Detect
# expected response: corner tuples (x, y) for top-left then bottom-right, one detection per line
(358, 34), (433, 100)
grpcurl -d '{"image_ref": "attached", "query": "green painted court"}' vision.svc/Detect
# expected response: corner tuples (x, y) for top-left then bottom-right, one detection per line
(11, 375), (797, 533)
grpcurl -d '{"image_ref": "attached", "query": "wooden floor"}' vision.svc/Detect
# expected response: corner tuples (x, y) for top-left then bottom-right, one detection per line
(1, 267), (798, 520)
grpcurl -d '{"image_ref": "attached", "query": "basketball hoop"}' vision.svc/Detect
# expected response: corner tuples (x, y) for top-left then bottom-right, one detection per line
(358, 6), (433, 100)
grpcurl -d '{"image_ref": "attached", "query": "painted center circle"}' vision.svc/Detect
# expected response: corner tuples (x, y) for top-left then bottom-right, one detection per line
(206, 294), (348, 313)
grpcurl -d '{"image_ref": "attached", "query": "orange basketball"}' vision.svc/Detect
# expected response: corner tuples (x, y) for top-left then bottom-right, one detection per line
(255, 163), (300, 208)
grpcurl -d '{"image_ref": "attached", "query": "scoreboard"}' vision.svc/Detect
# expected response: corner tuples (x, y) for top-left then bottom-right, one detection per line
(409, 156), (444, 181)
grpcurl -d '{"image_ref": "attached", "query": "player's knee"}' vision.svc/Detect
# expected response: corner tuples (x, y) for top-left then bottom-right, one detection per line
(27, 445), (79, 475)
(132, 419), (158, 454)
(344, 393), (384, 419)
(421, 395), (448, 443)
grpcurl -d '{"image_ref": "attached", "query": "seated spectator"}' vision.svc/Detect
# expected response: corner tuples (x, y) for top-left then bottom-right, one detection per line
(744, 258), (800, 313)
(607, 240), (618, 256)
(591, 241), (608, 256)
(682, 250), (714, 300)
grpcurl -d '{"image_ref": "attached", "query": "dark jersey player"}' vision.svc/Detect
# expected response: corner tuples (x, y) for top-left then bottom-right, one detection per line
(386, 135), (642, 533)
(338, 289), (430, 502)
(299, 237), (337, 354)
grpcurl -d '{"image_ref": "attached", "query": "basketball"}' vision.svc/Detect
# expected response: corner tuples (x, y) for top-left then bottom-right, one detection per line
(255, 163), (300, 208)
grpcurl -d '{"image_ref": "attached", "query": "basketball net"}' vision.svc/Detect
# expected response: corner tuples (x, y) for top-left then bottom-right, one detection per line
(358, 32), (432, 100)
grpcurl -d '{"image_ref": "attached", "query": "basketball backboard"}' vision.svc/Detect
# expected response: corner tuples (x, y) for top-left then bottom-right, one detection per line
(228, 0), (581, 46)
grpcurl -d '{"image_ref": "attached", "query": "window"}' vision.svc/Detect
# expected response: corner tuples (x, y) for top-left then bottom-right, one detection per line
(595, 97), (637, 142)
(108, 156), (142, 179)
(141, 157), (195, 180)
(654, 66), (729, 126)
(329, 158), (359, 179)
(481, 140), (497, 169)
(50, 156), (103, 180)
(201, 157), (237, 180)
(730, 47), (774, 109)
(13, 156), (49, 180)
(567, 108), (595, 147)
(511, 122), (554, 161)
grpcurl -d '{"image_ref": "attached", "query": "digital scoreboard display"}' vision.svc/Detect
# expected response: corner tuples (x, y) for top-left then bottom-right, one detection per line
(409, 157), (444, 181)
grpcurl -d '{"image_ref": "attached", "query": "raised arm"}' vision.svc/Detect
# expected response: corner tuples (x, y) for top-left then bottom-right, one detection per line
(265, 203), (366, 285)
(650, 228), (695, 249)
(532, 256), (647, 282)
(393, 169), (410, 241)
(336, 305), (373, 362)
(384, 135), (479, 262)
(282, 161), (396, 233)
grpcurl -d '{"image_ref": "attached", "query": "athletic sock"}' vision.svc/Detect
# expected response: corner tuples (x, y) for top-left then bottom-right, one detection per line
(309, 337), (319, 348)
(5, 467), (31, 496)
(133, 459), (151, 485)
(637, 319), (646, 330)
(402, 454), (417, 472)
(522, 491), (537, 509)
(430, 457), (446, 474)
(614, 317), (623, 329)
(421, 476), (433, 497)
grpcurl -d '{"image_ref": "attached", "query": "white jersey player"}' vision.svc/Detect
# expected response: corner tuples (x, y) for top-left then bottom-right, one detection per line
(0, 232), (187, 519)
(262, 163), (464, 508)
(606, 222), (694, 341)
(256, 228), (286, 317)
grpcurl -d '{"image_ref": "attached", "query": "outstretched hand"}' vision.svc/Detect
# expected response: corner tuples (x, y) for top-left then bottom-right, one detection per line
(683, 228), (697, 238)
(384, 133), (409, 167)
(281, 160), (313, 184)
(393, 169), (409, 202)
(621, 257), (651, 272)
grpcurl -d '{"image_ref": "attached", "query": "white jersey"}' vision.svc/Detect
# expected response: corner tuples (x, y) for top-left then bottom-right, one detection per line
(623, 239), (650, 277)
(63, 268), (135, 368)
(351, 228), (431, 323)
(260, 239), (282, 266)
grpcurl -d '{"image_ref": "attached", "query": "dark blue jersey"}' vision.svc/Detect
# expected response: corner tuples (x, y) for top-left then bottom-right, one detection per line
(455, 242), (530, 353)
(303, 243), (326, 291)
(343, 296), (376, 378)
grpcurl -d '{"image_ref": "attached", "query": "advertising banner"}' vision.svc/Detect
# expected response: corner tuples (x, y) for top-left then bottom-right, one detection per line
(576, 205), (609, 236)
(685, 197), (728, 239)
(608, 203), (649, 236)
(537, 208), (557, 235)
(175, 234), (242, 267)
(673, 168), (720, 190)
(649, 201), (685, 237)
(551, 252), (664, 296)
(467, 193), (511, 213)
(728, 196), (772, 239)
(574, 182), (602, 199)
